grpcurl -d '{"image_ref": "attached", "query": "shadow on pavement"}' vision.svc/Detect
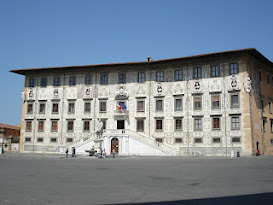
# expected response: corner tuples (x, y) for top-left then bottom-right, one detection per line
(112, 192), (273, 205)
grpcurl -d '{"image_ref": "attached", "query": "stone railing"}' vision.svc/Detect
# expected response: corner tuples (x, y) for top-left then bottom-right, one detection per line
(114, 110), (129, 115)
(103, 129), (177, 155)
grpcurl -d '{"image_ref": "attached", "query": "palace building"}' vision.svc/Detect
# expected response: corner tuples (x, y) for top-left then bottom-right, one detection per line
(11, 48), (273, 156)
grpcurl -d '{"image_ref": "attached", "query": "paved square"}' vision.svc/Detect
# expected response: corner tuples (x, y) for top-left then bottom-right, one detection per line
(1, 154), (273, 205)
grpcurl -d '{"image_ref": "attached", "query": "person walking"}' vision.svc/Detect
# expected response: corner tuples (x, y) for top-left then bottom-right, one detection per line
(112, 148), (115, 158)
(65, 148), (69, 158)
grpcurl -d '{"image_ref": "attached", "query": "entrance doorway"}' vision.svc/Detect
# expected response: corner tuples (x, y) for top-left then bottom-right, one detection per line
(117, 120), (124, 129)
(111, 138), (119, 154)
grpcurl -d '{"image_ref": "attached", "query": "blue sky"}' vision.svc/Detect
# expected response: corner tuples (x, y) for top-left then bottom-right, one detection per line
(1, 0), (273, 125)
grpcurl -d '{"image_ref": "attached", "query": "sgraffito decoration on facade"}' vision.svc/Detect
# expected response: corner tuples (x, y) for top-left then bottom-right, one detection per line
(115, 86), (128, 99)
(136, 86), (145, 96)
(230, 75), (239, 90)
(21, 92), (25, 103)
(157, 83), (163, 95)
(174, 83), (183, 95)
(83, 86), (92, 99)
(194, 81), (201, 90)
(243, 73), (252, 93)
(27, 88), (35, 100)
(53, 89), (59, 99)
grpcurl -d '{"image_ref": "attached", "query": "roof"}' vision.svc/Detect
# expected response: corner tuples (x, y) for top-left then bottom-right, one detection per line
(10, 48), (273, 75)
(0, 123), (20, 131)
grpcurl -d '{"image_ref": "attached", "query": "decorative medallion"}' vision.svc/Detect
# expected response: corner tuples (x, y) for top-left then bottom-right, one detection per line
(231, 75), (237, 89)
(243, 73), (252, 93)
(157, 83), (163, 95)
(54, 89), (59, 97)
(194, 80), (201, 90)
(115, 86), (128, 99)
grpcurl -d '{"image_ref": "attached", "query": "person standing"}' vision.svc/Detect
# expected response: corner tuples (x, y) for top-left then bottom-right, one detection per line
(71, 147), (76, 157)
(65, 148), (69, 158)
(112, 149), (115, 158)
(103, 148), (106, 158)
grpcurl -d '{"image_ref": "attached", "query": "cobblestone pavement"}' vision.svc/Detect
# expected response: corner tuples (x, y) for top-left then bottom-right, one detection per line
(0, 153), (273, 205)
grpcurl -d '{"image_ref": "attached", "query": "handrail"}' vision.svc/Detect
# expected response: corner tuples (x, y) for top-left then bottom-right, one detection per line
(103, 129), (177, 155)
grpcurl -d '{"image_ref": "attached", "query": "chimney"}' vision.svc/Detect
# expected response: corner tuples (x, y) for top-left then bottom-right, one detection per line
(146, 57), (152, 62)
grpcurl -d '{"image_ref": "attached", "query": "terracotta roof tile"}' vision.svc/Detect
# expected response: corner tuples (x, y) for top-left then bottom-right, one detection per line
(0, 123), (20, 131)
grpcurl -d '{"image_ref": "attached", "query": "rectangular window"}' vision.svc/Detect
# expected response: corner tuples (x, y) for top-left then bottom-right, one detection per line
(69, 76), (76, 86)
(261, 99), (264, 112)
(85, 102), (91, 113)
(230, 63), (238, 75)
(67, 138), (73, 143)
(267, 74), (270, 85)
(85, 75), (92, 85)
(67, 121), (74, 131)
(37, 138), (43, 143)
(39, 103), (46, 114)
(175, 138), (182, 143)
(156, 119), (163, 130)
(53, 77), (61, 86)
(138, 72), (145, 83)
(52, 103), (59, 113)
(68, 102), (75, 114)
(137, 120), (144, 132)
(175, 98), (182, 111)
(270, 119), (273, 133)
(194, 138), (202, 143)
(100, 101), (107, 112)
(213, 138), (221, 143)
(175, 69), (183, 81)
(194, 118), (202, 131)
(211, 65), (220, 77)
(194, 96), (202, 110)
(26, 121), (32, 131)
(137, 100), (145, 112)
(231, 116), (240, 129)
(232, 137), (241, 143)
(269, 101), (272, 114)
(258, 71), (262, 82)
(83, 121), (90, 131)
(101, 75), (108, 85)
(38, 121), (44, 132)
(25, 137), (31, 142)
(212, 117), (220, 129)
(230, 94), (239, 108)
(156, 100), (163, 111)
(175, 118), (182, 130)
(27, 104), (33, 114)
(51, 121), (58, 132)
(193, 67), (201, 79)
(50, 138), (57, 143)
(262, 118), (266, 132)
(156, 71), (164, 82)
(156, 138), (163, 143)
(28, 78), (35, 87)
(119, 74), (126, 84)
(211, 95), (220, 109)
(102, 120), (107, 130)
(41, 78), (47, 87)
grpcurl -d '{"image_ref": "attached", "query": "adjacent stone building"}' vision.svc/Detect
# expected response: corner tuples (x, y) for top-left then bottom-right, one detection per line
(11, 48), (273, 156)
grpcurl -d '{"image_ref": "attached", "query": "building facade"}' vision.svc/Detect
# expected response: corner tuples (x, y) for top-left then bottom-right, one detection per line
(11, 48), (273, 156)
(0, 123), (20, 152)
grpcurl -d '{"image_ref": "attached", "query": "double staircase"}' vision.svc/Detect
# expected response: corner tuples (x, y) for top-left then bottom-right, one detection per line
(61, 129), (178, 156)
